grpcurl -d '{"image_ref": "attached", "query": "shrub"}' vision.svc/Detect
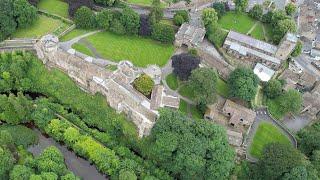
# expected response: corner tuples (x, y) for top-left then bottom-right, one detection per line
(110, 18), (125, 35)
(264, 79), (283, 99)
(212, 2), (226, 17)
(207, 23), (228, 47)
(94, 0), (116, 6)
(120, 7), (140, 35)
(151, 23), (175, 43)
(201, 8), (218, 27)
(66, 0), (93, 17)
(133, 74), (155, 96)
(173, 10), (189, 26)
(291, 41), (302, 57)
(249, 4), (263, 20)
(96, 10), (113, 30)
(0, 125), (38, 148)
(74, 6), (96, 29)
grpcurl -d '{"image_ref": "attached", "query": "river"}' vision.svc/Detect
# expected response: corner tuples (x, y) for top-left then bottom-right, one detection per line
(28, 129), (107, 180)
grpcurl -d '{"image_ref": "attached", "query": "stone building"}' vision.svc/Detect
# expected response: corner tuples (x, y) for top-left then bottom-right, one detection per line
(223, 31), (297, 70)
(279, 67), (317, 91)
(301, 81), (320, 120)
(174, 23), (206, 48)
(222, 100), (256, 128)
(35, 35), (180, 137)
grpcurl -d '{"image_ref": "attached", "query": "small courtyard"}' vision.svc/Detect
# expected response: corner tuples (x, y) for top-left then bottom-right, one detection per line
(218, 11), (273, 42)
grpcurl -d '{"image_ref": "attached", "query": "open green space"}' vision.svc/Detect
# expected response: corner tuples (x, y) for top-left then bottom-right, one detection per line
(165, 73), (179, 90)
(218, 11), (256, 34)
(249, 122), (291, 158)
(59, 29), (91, 42)
(12, 15), (66, 38)
(80, 31), (175, 67)
(267, 98), (286, 120)
(126, 0), (167, 7)
(38, 0), (69, 18)
(179, 100), (188, 114)
(216, 78), (229, 98)
(250, 23), (265, 41)
(72, 43), (94, 57)
(178, 84), (195, 100)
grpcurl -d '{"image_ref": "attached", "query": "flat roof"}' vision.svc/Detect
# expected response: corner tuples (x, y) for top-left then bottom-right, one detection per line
(253, 63), (275, 82)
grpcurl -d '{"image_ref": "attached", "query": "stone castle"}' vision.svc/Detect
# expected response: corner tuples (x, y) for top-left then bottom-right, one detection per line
(35, 35), (179, 137)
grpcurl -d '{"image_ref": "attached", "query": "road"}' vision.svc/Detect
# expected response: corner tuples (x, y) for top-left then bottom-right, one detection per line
(28, 129), (107, 180)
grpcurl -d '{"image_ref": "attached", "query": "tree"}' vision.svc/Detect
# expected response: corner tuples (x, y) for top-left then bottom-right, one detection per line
(249, 4), (263, 20)
(297, 123), (320, 156)
(0, 0), (16, 41)
(291, 41), (302, 57)
(147, 109), (235, 179)
(149, 0), (163, 25)
(234, 0), (248, 12)
(139, 15), (152, 36)
(212, 2), (226, 17)
(13, 0), (37, 28)
(94, 0), (115, 6)
(282, 166), (308, 180)
(254, 143), (306, 179)
(96, 10), (112, 30)
(261, 11), (273, 23)
(133, 74), (155, 96)
(74, 6), (96, 29)
(0, 147), (15, 180)
(151, 23), (175, 43)
(173, 10), (189, 26)
(110, 18), (125, 35)
(285, 3), (297, 16)
(189, 68), (218, 108)
(270, 10), (288, 26)
(172, 53), (200, 81)
(119, 170), (137, 180)
(273, 19), (297, 43)
(264, 79), (283, 99)
(201, 8), (218, 27)
(207, 23), (228, 47)
(228, 68), (259, 101)
(61, 172), (80, 180)
(66, 0), (93, 17)
(9, 165), (34, 180)
(278, 89), (302, 115)
(120, 7), (140, 35)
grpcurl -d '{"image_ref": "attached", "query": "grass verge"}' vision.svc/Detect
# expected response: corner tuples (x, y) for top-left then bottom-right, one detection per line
(165, 73), (179, 90)
(72, 43), (94, 57)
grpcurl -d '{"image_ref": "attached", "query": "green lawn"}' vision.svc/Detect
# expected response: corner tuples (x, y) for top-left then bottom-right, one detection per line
(249, 122), (291, 158)
(72, 43), (94, 57)
(126, 0), (167, 7)
(218, 11), (256, 34)
(267, 98), (286, 120)
(38, 0), (69, 18)
(179, 100), (188, 114)
(166, 73), (179, 90)
(12, 15), (64, 38)
(82, 31), (175, 67)
(249, 23), (265, 41)
(59, 29), (91, 42)
(178, 84), (195, 100)
(216, 77), (229, 98)
(190, 105), (203, 119)
(254, 85), (264, 107)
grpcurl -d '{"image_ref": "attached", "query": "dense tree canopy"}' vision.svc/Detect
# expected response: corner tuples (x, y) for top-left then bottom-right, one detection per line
(189, 68), (218, 108)
(235, 0), (248, 12)
(264, 79), (283, 99)
(228, 68), (259, 101)
(173, 10), (189, 26)
(13, 0), (37, 28)
(285, 3), (297, 16)
(297, 122), (320, 156)
(66, 0), (93, 17)
(74, 6), (96, 29)
(278, 89), (302, 115)
(172, 53), (200, 81)
(201, 8), (218, 27)
(0, 147), (15, 180)
(139, 15), (152, 36)
(146, 109), (235, 179)
(120, 7), (140, 35)
(249, 4), (263, 20)
(212, 2), (226, 17)
(151, 23), (175, 43)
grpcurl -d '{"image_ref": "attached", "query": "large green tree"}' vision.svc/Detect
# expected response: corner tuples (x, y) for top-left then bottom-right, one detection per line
(285, 3), (297, 16)
(228, 68), (259, 101)
(235, 0), (249, 12)
(0, 147), (15, 179)
(249, 4), (263, 20)
(278, 89), (302, 115)
(9, 165), (34, 180)
(201, 8), (218, 27)
(273, 18), (297, 43)
(120, 7), (140, 35)
(146, 109), (235, 179)
(13, 0), (37, 28)
(74, 6), (96, 29)
(264, 79), (283, 99)
(189, 67), (217, 108)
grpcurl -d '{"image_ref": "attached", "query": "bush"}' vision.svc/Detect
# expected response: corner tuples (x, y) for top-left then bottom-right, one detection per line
(173, 10), (189, 26)
(249, 4), (263, 20)
(151, 23), (175, 43)
(66, 0), (93, 17)
(0, 125), (38, 148)
(207, 23), (228, 47)
(96, 10), (113, 30)
(212, 2), (226, 17)
(201, 8), (218, 27)
(74, 6), (96, 29)
(264, 79), (283, 99)
(133, 74), (154, 96)
(94, 0), (116, 6)
(291, 41), (302, 57)
(120, 7), (140, 35)
(110, 18), (126, 35)
(172, 53), (200, 81)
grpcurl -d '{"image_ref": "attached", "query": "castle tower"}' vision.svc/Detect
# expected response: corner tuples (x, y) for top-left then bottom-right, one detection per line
(275, 33), (298, 61)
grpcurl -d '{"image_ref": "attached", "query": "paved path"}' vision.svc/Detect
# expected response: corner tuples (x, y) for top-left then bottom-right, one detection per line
(28, 129), (107, 180)
(245, 107), (297, 162)
(59, 30), (101, 50)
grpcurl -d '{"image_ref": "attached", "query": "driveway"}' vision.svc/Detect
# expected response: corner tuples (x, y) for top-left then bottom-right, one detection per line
(283, 115), (313, 133)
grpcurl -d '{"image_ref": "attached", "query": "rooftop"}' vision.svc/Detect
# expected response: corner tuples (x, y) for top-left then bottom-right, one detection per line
(253, 63), (275, 82)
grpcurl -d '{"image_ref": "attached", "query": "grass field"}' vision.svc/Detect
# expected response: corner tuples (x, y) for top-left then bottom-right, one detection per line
(166, 73), (179, 90)
(82, 31), (175, 67)
(249, 122), (291, 158)
(178, 84), (195, 100)
(179, 100), (188, 114)
(38, 0), (69, 18)
(60, 29), (91, 42)
(12, 15), (64, 38)
(267, 98), (285, 120)
(126, 0), (167, 7)
(216, 78), (229, 98)
(218, 12), (256, 34)
(250, 23), (265, 41)
(72, 43), (94, 57)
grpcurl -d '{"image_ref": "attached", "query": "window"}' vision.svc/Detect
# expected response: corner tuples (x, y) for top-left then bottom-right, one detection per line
(240, 118), (243, 122)
(230, 123), (235, 127)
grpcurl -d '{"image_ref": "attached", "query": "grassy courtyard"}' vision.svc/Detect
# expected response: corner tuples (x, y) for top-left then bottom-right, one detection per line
(218, 11), (273, 42)
(249, 122), (291, 158)
(38, 0), (69, 18)
(78, 31), (175, 67)
(12, 15), (66, 38)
